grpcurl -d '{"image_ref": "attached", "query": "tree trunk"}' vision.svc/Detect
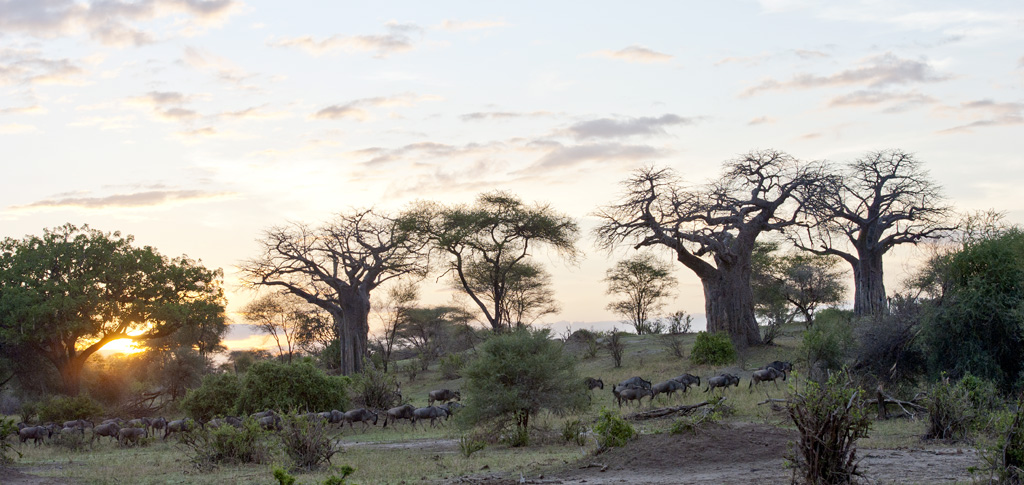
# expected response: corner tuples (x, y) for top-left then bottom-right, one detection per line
(702, 264), (762, 349)
(338, 289), (371, 376)
(852, 249), (887, 316)
(59, 357), (85, 396)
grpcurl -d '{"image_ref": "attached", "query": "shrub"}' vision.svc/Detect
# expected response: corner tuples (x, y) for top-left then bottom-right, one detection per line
(54, 428), (90, 452)
(279, 413), (338, 470)
(561, 418), (588, 446)
(787, 369), (871, 485)
(458, 434), (486, 457)
(350, 362), (401, 410)
(37, 395), (103, 423)
(0, 418), (21, 465)
(439, 353), (465, 380)
(18, 401), (38, 424)
(802, 312), (855, 379)
(401, 361), (418, 382)
(593, 408), (635, 450)
(236, 361), (349, 415)
(179, 418), (274, 470)
(689, 332), (736, 366)
(926, 376), (980, 441)
(180, 372), (242, 422)
(605, 329), (625, 368)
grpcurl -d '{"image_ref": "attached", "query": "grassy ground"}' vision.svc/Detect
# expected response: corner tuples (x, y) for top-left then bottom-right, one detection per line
(3, 323), (940, 484)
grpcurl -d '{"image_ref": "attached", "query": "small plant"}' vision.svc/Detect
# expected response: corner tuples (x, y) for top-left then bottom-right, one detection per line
(593, 408), (635, 450)
(321, 465), (356, 485)
(925, 375), (979, 442)
(280, 413), (338, 470)
(661, 333), (686, 358)
(605, 328), (625, 368)
(458, 434), (486, 457)
(18, 401), (38, 424)
(0, 418), (22, 465)
(666, 311), (694, 334)
(272, 466), (296, 485)
(439, 353), (465, 380)
(689, 332), (736, 366)
(787, 369), (871, 485)
(501, 423), (530, 447)
(561, 418), (588, 446)
(402, 361), (418, 382)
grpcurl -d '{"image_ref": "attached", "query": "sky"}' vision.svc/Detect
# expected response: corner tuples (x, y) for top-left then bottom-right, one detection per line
(1, 0), (1022, 353)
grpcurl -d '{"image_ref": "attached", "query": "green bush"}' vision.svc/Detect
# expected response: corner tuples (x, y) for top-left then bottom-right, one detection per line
(802, 312), (854, 376)
(926, 376), (981, 441)
(279, 413), (338, 470)
(689, 332), (736, 366)
(180, 373), (242, 422)
(236, 361), (349, 415)
(37, 395), (103, 423)
(1, 419), (21, 464)
(593, 408), (635, 450)
(179, 418), (274, 470)
(439, 353), (465, 380)
(561, 418), (588, 446)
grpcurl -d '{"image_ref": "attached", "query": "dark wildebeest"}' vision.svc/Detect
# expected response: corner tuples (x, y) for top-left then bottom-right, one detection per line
(671, 373), (701, 391)
(163, 418), (200, 439)
(427, 389), (461, 407)
(441, 401), (464, 419)
(585, 377), (604, 390)
(258, 415), (282, 431)
(127, 417), (152, 434)
(411, 406), (450, 428)
(151, 417), (167, 436)
(343, 408), (378, 430)
(18, 426), (52, 446)
(62, 419), (93, 430)
(612, 376), (653, 404)
(749, 367), (787, 390)
(765, 361), (793, 373)
(224, 416), (243, 428)
(651, 379), (687, 401)
(93, 422), (121, 443)
(118, 427), (147, 447)
(704, 374), (741, 393)
(616, 387), (653, 408)
(383, 404), (415, 428)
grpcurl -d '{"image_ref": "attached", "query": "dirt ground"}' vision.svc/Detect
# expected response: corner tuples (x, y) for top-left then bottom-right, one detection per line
(452, 423), (982, 485)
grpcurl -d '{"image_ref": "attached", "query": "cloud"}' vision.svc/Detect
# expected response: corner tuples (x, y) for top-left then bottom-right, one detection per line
(182, 46), (256, 87)
(0, 123), (39, 134)
(564, 114), (695, 140)
(437, 19), (507, 31)
(741, 52), (951, 97)
(0, 104), (46, 115)
(588, 45), (673, 63)
(269, 21), (423, 58)
(939, 99), (1024, 133)
(459, 111), (553, 122)
(532, 143), (667, 170)
(828, 90), (937, 113)
(128, 90), (193, 107)
(0, 0), (242, 46)
(748, 116), (775, 125)
(355, 141), (500, 166)
(11, 189), (235, 210)
(0, 48), (87, 86)
(313, 93), (441, 121)
(178, 126), (216, 137)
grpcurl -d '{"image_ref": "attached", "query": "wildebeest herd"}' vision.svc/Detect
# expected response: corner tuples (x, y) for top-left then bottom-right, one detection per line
(6, 388), (467, 448)
(593, 360), (793, 408)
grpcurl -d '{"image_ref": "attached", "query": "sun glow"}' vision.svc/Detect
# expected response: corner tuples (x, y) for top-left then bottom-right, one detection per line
(101, 338), (147, 355)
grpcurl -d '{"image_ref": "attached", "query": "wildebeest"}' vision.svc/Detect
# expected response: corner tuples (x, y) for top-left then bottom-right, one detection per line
(441, 401), (464, 419)
(616, 387), (653, 408)
(411, 406), (450, 428)
(118, 427), (147, 447)
(343, 408), (378, 430)
(617, 376), (653, 390)
(93, 422), (121, 443)
(652, 379), (687, 401)
(18, 425), (52, 445)
(765, 361), (793, 373)
(163, 418), (199, 439)
(427, 389), (461, 406)
(584, 377), (604, 390)
(62, 419), (93, 430)
(251, 409), (277, 419)
(383, 404), (416, 428)
(150, 417), (167, 436)
(127, 417), (152, 434)
(704, 374), (741, 393)
(258, 415), (282, 431)
(749, 367), (787, 390)
(671, 373), (701, 391)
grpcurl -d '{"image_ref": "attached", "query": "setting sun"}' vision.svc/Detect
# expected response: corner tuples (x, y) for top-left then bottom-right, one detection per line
(99, 337), (147, 355)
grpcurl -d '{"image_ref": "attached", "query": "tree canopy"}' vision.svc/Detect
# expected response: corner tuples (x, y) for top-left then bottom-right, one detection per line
(0, 224), (226, 395)
(604, 253), (678, 334)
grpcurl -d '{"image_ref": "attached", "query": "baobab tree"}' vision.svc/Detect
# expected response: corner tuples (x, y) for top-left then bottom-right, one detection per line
(794, 149), (951, 316)
(595, 150), (826, 348)
(240, 209), (426, 375)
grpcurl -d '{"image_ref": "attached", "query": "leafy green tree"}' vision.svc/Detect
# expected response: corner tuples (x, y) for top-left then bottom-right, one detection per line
(459, 328), (588, 443)
(398, 305), (473, 370)
(0, 224), (226, 395)
(236, 360), (349, 414)
(751, 241), (846, 329)
(604, 253), (678, 334)
(918, 228), (1024, 393)
(181, 372), (243, 422)
(404, 191), (579, 332)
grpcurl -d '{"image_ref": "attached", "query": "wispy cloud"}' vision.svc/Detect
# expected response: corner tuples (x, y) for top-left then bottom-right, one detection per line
(11, 189), (235, 210)
(354, 141), (501, 166)
(269, 22), (423, 58)
(741, 52), (951, 97)
(828, 90), (937, 113)
(532, 143), (667, 170)
(748, 116), (775, 125)
(0, 48), (87, 86)
(459, 111), (553, 122)
(182, 46), (257, 88)
(588, 45), (673, 63)
(0, 104), (46, 115)
(0, 0), (242, 46)
(939, 99), (1024, 134)
(436, 19), (507, 31)
(313, 93), (441, 121)
(564, 114), (695, 140)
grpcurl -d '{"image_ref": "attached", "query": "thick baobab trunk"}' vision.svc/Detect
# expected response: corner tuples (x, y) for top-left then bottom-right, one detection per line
(336, 289), (371, 376)
(59, 359), (84, 396)
(852, 250), (887, 316)
(701, 265), (763, 349)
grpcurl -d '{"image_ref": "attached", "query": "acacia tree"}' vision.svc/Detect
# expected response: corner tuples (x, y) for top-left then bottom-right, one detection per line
(398, 305), (473, 370)
(240, 209), (426, 375)
(404, 191), (579, 333)
(751, 241), (846, 328)
(595, 151), (826, 348)
(794, 150), (951, 316)
(466, 260), (559, 329)
(371, 280), (418, 372)
(604, 253), (678, 334)
(0, 224), (226, 395)
(241, 292), (312, 363)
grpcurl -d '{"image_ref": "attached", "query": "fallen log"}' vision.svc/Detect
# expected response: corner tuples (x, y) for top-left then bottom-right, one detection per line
(628, 399), (719, 420)
(868, 388), (926, 419)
